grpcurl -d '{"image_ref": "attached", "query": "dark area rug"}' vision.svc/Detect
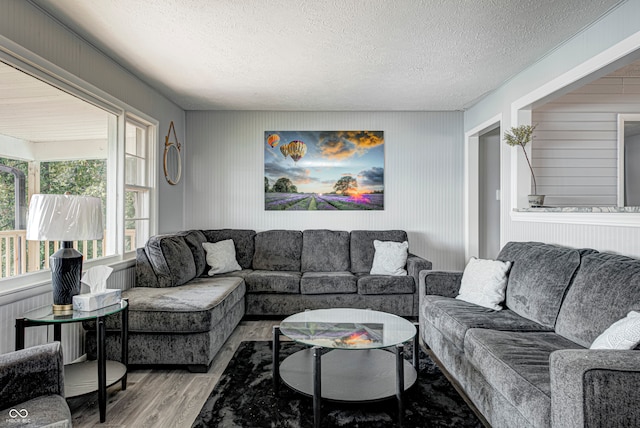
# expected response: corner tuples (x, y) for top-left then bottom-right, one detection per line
(193, 341), (482, 428)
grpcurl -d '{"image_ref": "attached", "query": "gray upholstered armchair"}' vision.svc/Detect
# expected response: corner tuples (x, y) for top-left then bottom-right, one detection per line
(0, 342), (71, 427)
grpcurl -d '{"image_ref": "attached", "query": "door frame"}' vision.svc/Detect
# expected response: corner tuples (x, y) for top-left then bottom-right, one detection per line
(464, 114), (502, 261)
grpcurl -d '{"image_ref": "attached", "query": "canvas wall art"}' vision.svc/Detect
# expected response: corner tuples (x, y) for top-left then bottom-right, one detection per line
(264, 131), (384, 210)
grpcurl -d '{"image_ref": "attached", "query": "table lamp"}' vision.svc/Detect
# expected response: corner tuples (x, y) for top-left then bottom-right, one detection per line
(26, 194), (103, 314)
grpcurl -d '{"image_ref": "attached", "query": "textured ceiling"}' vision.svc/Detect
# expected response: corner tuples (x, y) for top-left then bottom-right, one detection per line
(33, 0), (624, 111)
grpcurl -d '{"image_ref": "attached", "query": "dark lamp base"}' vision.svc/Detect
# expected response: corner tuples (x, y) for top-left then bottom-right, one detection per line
(50, 242), (83, 310)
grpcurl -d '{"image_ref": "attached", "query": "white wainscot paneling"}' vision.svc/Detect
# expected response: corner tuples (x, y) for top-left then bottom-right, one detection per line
(0, 264), (135, 362)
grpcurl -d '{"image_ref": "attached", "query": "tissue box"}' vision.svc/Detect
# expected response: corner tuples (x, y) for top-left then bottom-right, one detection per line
(73, 289), (121, 312)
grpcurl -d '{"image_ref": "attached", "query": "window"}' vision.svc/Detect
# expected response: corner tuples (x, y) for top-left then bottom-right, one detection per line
(125, 118), (152, 251)
(0, 59), (156, 282)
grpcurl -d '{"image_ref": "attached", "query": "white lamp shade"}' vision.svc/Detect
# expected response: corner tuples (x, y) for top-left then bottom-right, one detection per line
(26, 194), (103, 241)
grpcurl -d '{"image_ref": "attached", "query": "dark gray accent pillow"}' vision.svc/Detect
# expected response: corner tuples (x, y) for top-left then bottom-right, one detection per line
(350, 230), (408, 273)
(253, 230), (302, 271)
(498, 241), (582, 329)
(555, 252), (640, 348)
(301, 229), (350, 272)
(136, 248), (158, 287)
(177, 230), (207, 277)
(145, 234), (196, 287)
(202, 229), (256, 269)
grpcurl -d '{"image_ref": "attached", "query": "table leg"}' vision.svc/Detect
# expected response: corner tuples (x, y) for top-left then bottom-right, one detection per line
(121, 299), (129, 390)
(313, 346), (322, 428)
(53, 324), (62, 342)
(273, 325), (280, 394)
(15, 318), (25, 350)
(413, 323), (419, 369)
(396, 344), (405, 427)
(97, 316), (107, 423)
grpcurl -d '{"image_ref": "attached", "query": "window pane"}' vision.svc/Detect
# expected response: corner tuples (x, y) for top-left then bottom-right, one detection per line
(125, 219), (148, 251)
(125, 155), (147, 186)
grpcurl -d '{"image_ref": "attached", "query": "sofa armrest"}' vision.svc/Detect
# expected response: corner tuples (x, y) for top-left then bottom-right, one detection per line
(550, 349), (640, 428)
(407, 253), (432, 287)
(0, 342), (64, 410)
(419, 270), (462, 299)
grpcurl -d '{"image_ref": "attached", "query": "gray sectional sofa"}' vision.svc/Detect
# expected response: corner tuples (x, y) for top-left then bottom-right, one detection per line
(87, 229), (431, 372)
(420, 241), (640, 428)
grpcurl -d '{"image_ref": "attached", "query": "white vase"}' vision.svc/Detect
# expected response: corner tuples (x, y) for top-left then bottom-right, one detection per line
(528, 194), (545, 207)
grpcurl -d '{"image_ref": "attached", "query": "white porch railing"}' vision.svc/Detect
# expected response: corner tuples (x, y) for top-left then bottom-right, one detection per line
(0, 229), (136, 278)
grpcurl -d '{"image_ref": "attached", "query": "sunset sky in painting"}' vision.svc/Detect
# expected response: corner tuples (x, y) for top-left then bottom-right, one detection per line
(264, 131), (384, 194)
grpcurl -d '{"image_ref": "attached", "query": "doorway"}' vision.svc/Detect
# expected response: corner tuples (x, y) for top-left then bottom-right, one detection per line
(478, 128), (501, 259)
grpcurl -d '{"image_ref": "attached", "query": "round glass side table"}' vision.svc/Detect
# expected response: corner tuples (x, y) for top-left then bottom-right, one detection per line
(15, 300), (129, 423)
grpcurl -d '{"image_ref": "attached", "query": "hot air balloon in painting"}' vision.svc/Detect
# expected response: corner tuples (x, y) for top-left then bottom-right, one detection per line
(280, 144), (289, 158)
(267, 133), (280, 148)
(286, 140), (307, 162)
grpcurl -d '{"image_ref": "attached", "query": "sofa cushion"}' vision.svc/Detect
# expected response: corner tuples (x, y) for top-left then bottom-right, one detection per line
(118, 276), (245, 333)
(370, 240), (409, 276)
(245, 270), (301, 293)
(177, 230), (208, 277)
(357, 273), (415, 294)
(456, 257), (512, 311)
(202, 240), (242, 275)
(145, 234), (196, 287)
(253, 230), (302, 271)
(422, 295), (551, 351)
(555, 252), (640, 348)
(497, 241), (584, 329)
(202, 229), (256, 270)
(301, 229), (350, 272)
(350, 230), (408, 273)
(465, 329), (583, 428)
(300, 272), (357, 294)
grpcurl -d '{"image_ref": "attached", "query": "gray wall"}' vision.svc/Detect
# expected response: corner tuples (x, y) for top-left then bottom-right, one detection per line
(464, 0), (640, 257)
(185, 111), (465, 270)
(532, 75), (640, 206)
(0, 0), (186, 234)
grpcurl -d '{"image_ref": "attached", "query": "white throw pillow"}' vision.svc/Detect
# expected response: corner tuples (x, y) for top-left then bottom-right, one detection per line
(370, 240), (409, 276)
(202, 240), (242, 276)
(590, 311), (640, 350)
(455, 257), (512, 311)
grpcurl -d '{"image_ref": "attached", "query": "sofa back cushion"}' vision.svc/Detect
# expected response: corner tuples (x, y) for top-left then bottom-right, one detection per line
(253, 230), (302, 271)
(202, 229), (256, 270)
(177, 230), (208, 277)
(555, 252), (640, 348)
(301, 229), (350, 272)
(497, 241), (584, 329)
(144, 234), (196, 287)
(350, 230), (408, 273)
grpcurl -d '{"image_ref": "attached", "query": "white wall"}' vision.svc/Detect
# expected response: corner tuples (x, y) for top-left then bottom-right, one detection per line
(465, 0), (640, 257)
(185, 111), (465, 270)
(0, 0), (186, 234)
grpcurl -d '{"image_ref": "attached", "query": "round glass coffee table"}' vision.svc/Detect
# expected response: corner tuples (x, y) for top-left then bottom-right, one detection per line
(273, 308), (418, 427)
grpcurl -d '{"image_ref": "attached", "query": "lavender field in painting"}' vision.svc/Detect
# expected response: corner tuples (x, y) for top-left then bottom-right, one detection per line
(265, 193), (383, 211)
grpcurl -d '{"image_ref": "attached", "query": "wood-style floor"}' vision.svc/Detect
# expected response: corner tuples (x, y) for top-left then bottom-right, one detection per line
(68, 319), (486, 428)
(68, 320), (282, 428)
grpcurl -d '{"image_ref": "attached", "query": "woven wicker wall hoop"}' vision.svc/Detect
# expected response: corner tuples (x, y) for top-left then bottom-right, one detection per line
(163, 121), (182, 185)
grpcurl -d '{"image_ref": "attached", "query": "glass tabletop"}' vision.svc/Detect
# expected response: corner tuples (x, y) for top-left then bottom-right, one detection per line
(279, 308), (416, 350)
(21, 300), (128, 323)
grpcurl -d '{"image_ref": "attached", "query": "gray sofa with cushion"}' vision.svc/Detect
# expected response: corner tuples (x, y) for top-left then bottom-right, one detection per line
(0, 342), (71, 427)
(420, 241), (640, 428)
(87, 229), (430, 372)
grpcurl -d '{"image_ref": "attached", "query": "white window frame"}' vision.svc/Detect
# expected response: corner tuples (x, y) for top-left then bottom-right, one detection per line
(0, 36), (158, 303)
